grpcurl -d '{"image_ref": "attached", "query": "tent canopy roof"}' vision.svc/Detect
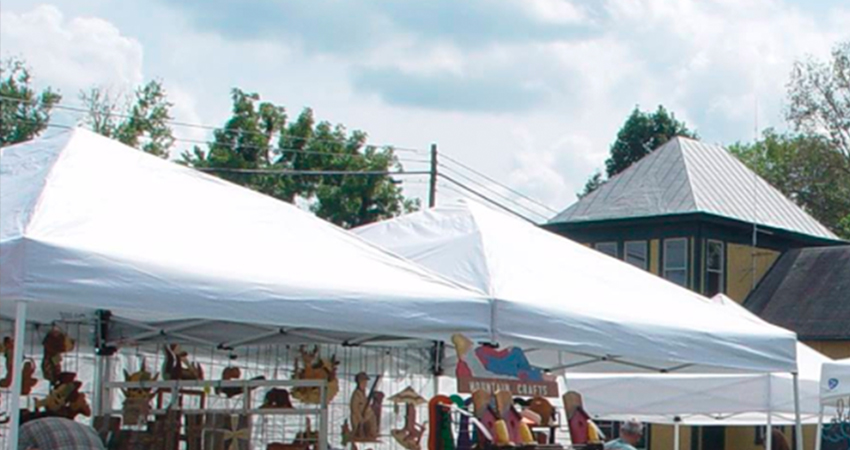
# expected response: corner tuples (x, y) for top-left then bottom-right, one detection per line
(0, 128), (492, 345)
(355, 201), (799, 374)
(821, 358), (850, 403)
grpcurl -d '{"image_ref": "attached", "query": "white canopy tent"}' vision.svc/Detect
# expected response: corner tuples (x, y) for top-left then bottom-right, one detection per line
(815, 359), (850, 450)
(355, 201), (799, 375)
(563, 293), (828, 448)
(0, 128), (493, 447)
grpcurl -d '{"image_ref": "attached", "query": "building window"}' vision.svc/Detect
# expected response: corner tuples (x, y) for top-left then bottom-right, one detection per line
(625, 241), (648, 270)
(706, 240), (724, 296)
(663, 238), (688, 287)
(595, 242), (618, 258)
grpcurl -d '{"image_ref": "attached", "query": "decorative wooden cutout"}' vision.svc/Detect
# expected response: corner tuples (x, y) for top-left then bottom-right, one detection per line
(162, 344), (204, 380)
(526, 396), (555, 427)
(563, 391), (591, 445)
(261, 388), (294, 409)
(343, 372), (384, 444)
(451, 333), (558, 397)
(123, 361), (158, 425)
(291, 346), (340, 404)
(34, 372), (89, 420)
(186, 414), (205, 450)
(42, 326), (75, 386)
(206, 414), (251, 450)
(0, 337), (39, 394)
(390, 387), (427, 450)
(215, 366), (265, 398)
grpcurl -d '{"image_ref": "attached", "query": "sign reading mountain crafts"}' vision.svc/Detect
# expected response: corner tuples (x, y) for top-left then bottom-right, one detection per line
(451, 334), (559, 398)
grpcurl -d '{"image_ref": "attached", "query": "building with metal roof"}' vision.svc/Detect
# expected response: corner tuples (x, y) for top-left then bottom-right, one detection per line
(549, 137), (839, 241)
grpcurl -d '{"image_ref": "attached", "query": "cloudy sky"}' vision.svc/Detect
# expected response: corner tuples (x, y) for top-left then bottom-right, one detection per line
(2, 0), (849, 220)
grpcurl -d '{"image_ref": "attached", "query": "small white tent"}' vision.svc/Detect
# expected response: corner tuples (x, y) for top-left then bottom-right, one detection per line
(354, 201), (799, 374)
(815, 359), (850, 450)
(565, 295), (828, 426)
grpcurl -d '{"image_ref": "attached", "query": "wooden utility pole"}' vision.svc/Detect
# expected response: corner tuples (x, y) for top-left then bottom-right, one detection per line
(428, 143), (438, 208)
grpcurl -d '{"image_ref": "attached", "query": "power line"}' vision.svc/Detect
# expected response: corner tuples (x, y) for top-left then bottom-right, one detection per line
(438, 164), (550, 220)
(440, 173), (539, 223)
(440, 153), (558, 214)
(0, 94), (426, 153)
(195, 168), (430, 176)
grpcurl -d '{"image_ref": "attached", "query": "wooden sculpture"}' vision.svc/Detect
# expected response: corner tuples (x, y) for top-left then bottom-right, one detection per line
(33, 372), (91, 420)
(1, 337), (39, 394)
(291, 346), (340, 404)
(390, 387), (427, 450)
(564, 391), (599, 445)
(526, 396), (556, 427)
(162, 344), (204, 380)
(122, 362), (158, 425)
(215, 366), (266, 398)
(427, 395), (455, 450)
(42, 326), (75, 386)
(261, 388), (294, 409)
(342, 373), (384, 444)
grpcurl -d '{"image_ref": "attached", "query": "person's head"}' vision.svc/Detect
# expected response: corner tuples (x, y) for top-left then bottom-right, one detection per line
(355, 372), (369, 390)
(619, 419), (643, 445)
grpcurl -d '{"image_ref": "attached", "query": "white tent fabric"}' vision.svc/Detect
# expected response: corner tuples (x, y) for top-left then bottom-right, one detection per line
(0, 128), (492, 343)
(519, 295), (828, 425)
(821, 358), (850, 403)
(565, 340), (828, 425)
(354, 201), (799, 374)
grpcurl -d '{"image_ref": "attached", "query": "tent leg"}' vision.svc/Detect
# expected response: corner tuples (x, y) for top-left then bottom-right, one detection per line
(674, 422), (681, 450)
(793, 372), (804, 450)
(814, 404), (824, 450)
(766, 412), (773, 450)
(8, 301), (28, 450)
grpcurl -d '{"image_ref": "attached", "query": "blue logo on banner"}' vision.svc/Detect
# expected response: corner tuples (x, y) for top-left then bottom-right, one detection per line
(828, 378), (839, 390)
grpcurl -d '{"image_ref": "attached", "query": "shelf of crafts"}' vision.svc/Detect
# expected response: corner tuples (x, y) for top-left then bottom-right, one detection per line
(102, 407), (325, 416)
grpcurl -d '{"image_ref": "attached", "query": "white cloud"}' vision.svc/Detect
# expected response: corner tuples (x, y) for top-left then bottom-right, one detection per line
(0, 5), (144, 96)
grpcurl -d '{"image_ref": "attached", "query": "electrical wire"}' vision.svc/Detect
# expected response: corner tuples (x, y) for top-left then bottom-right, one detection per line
(439, 153), (558, 214)
(438, 164), (551, 220)
(439, 174), (540, 223)
(0, 94), (426, 153)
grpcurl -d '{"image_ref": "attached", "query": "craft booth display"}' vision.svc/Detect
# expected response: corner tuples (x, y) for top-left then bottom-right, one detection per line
(343, 372), (385, 446)
(291, 346), (340, 405)
(390, 387), (427, 450)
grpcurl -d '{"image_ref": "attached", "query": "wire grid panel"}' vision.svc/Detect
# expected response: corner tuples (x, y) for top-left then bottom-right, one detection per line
(106, 341), (437, 449)
(0, 318), (97, 450)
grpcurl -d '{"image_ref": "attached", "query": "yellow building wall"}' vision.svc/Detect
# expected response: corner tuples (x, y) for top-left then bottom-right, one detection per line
(649, 425), (691, 450)
(726, 244), (780, 303)
(803, 340), (850, 359)
(650, 240), (660, 275)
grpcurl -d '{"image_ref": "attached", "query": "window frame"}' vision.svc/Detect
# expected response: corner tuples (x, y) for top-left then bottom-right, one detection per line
(705, 239), (725, 296)
(594, 241), (619, 258)
(663, 237), (689, 287)
(624, 240), (649, 270)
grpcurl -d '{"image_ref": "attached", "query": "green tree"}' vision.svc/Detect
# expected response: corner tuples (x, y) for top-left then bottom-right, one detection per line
(787, 40), (850, 165)
(80, 80), (174, 157)
(577, 171), (604, 199)
(185, 89), (418, 228)
(0, 58), (61, 146)
(605, 105), (697, 177)
(729, 129), (850, 239)
(578, 105), (696, 198)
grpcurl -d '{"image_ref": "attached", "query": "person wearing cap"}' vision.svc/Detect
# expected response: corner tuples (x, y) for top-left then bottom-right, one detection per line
(350, 372), (378, 438)
(18, 416), (105, 450)
(603, 419), (643, 450)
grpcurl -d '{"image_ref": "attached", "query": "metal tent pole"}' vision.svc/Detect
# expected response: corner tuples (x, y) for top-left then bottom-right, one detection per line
(674, 422), (681, 450)
(766, 374), (773, 450)
(814, 404), (824, 450)
(8, 301), (28, 450)
(793, 372), (804, 450)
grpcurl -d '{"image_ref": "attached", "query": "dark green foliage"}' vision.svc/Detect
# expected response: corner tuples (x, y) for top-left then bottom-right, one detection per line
(0, 58), (61, 146)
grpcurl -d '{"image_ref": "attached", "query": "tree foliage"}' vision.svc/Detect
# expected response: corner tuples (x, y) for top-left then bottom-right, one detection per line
(0, 58), (61, 146)
(184, 88), (418, 228)
(605, 105), (697, 177)
(787, 40), (850, 165)
(80, 80), (174, 157)
(578, 105), (696, 198)
(729, 129), (850, 239)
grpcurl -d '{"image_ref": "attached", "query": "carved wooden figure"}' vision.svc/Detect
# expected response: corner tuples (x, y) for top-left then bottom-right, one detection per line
(291, 346), (340, 404)
(162, 344), (204, 380)
(42, 326), (75, 386)
(1, 337), (39, 394)
(390, 387), (427, 450)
